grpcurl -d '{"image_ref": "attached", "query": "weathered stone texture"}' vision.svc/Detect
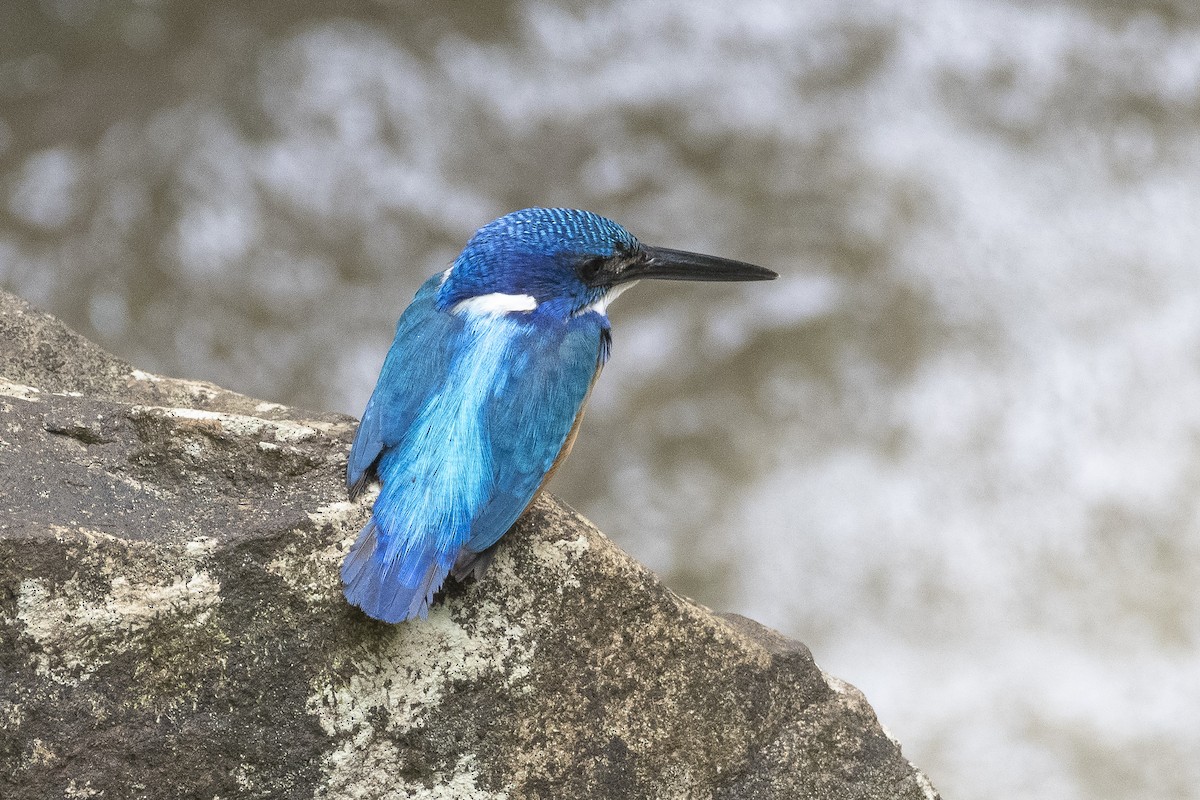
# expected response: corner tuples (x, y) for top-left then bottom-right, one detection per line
(0, 290), (939, 799)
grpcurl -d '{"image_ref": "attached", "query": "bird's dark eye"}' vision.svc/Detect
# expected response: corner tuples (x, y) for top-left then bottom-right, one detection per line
(576, 256), (606, 285)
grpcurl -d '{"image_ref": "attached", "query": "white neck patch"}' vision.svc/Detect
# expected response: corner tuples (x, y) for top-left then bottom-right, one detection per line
(452, 292), (538, 316)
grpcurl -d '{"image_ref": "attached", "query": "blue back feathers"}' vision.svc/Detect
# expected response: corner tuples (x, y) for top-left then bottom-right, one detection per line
(343, 208), (628, 622)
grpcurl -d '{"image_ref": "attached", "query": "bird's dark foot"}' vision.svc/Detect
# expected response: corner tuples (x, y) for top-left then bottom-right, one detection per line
(450, 546), (499, 582)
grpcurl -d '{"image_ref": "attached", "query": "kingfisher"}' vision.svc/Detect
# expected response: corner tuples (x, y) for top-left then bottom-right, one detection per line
(342, 208), (776, 623)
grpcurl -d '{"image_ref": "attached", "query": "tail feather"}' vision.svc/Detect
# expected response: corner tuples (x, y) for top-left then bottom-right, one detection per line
(341, 516), (457, 623)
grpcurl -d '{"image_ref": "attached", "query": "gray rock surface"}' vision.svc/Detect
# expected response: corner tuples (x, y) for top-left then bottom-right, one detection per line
(0, 289), (940, 799)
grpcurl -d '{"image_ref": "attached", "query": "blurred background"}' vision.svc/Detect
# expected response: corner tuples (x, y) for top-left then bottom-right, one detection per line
(4, 1), (1200, 797)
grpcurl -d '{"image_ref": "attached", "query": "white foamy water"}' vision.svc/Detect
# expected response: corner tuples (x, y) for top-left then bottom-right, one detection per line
(3, 1), (1199, 797)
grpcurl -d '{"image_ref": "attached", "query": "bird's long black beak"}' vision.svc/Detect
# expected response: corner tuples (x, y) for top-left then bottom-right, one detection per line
(588, 245), (777, 287)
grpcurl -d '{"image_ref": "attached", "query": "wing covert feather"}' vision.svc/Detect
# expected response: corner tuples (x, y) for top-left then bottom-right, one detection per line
(346, 275), (464, 496)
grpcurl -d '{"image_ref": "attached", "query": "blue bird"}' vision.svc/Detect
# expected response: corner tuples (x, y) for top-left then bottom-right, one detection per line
(343, 208), (776, 623)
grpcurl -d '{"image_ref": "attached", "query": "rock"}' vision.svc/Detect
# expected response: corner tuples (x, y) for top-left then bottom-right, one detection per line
(0, 289), (939, 800)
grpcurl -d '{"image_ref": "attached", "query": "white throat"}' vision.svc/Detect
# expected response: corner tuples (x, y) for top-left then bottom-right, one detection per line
(579, 281), (638, 317)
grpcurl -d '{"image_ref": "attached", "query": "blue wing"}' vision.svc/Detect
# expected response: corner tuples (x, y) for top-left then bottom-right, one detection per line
(342, 295), (606, 623)
(346, 274), (461, 498)
(464, 319), (607, 554)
